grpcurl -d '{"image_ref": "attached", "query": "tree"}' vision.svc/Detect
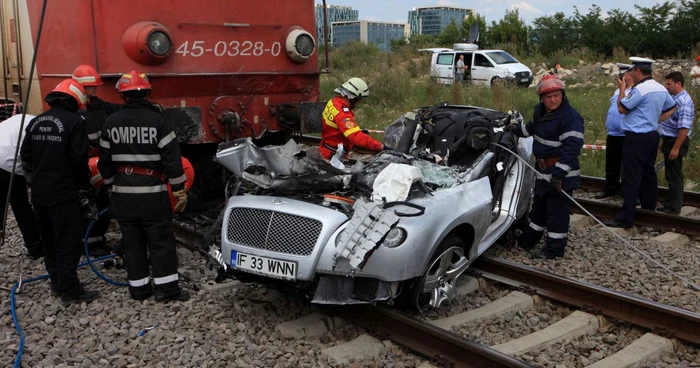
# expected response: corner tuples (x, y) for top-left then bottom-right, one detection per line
(487, 9), (529, 50)
(531, 12), (578, 56)
(436, 19), (460, 46)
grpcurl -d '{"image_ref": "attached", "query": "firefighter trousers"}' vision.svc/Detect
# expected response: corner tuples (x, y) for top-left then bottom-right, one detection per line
(34, 201), (83, 294)
(0, 169), (41, 253)
(82, 189), (111, 248)
(119, 218), (180, 300)
(517, 187), (574, 258)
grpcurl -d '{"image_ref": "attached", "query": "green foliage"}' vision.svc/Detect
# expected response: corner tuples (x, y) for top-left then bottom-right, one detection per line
(436, 19), (460, 46)
(487, 9), (530, 52)
(460, 14), (488, 47)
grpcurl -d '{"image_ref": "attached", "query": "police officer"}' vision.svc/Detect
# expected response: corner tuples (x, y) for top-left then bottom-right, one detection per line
(72, 65), (121, 255)
(320, 77), (384, 160)
(604, 58), (677, 228)
(20, 79), (101, 304)
(596, 63), (633, 199)
(506, 75), (584, 259)
(98, 70), (189, 302)
(0, 113), (43, 259)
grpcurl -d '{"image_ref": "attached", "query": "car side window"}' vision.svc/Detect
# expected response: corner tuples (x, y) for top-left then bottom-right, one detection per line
(474, 54), (493, 68)
(437, 53), (454, 65)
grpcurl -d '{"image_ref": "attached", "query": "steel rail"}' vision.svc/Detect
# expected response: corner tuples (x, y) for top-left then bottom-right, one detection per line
(328, 305), (531, 368)
(573, 198), (700, 237)
(471, 257), (700, 345)
(579, 175), (700, 207)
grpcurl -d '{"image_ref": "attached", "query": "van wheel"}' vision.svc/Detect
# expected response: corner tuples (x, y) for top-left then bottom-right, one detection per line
(490, 77), (503, 87)
(403, 234), (469, 313)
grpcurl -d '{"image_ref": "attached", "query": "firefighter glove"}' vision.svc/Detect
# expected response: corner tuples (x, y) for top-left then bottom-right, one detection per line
(361, 129), (370, 135)
(550, 177), (563, 193)
(78, 188), (99, 220)
(172, 189), (188, 213)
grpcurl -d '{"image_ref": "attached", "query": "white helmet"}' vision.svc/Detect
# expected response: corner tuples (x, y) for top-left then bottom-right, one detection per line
(335, 77), (369, 99)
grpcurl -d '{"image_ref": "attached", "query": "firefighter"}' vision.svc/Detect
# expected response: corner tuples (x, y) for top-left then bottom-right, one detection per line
(73, 64), (122, 255)
(89, 156), (194, 213)
(20, 79), (101, 304)
(505, 75), (584, 259)
(319, 77), (385, 160)
(98, 70), (189, 302)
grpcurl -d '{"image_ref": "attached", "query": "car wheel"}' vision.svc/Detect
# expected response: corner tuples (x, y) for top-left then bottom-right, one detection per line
(409, 234), (469, 313)
(491, 76), (503, 87)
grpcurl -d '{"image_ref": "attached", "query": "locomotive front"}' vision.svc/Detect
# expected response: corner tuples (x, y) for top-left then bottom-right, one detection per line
(24, 0), (321, 144)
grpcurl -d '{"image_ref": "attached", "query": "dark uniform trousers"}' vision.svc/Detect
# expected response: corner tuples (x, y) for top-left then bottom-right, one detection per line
(661, 135), (689, 213)
(603, 135), (625, 194)
(35, 201), (83, 293)
(82, 189), (111, 247)
(518, 180), (573, 258)
(0, 169), (41, 252)
(615, 131), (659, 226)
(120, 217), (179, 299)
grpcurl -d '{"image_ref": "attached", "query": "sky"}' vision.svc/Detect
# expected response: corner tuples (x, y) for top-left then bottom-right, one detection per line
(315, 0), (667, 25)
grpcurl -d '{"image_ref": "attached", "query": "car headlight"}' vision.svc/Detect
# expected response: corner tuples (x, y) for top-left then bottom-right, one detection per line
(285, 26), (316, 63)
(382, 227), (407, 248)
(148, 31), (171, 56)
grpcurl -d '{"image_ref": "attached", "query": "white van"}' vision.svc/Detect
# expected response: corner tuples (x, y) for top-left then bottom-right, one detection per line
(422, 45), (534, 87)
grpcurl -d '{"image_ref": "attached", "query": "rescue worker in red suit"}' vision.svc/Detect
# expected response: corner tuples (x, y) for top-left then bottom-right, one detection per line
(72, 64), (122, 255)
(98, 71), (190, 302)
(20, 79), (102, 304)
(89, 156), (194, 213)
(320, 77), (385, 160)
(505, 75), (584, 259)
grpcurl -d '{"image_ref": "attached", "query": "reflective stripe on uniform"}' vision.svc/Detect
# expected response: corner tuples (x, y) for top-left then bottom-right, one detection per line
(520, 122), (530, 137)
(566, 169), (580, 177)
(157, 131), (176, 148)
(169, 174), (186, 186)
(536, 170), (580, 182)
(99, 139), (110, 149)
(534, 135), (562, 147)
(343, 126), (360, 137)
(88, 132), (100, 140)
(73, 75), (96, 84)
(555, 162), (571, 172)
(325, 120), (338, 128)
(529, 221), (545, 232)
(548, 232), (568, 239)
(129, 276), (150, 287)
(112, 154), (161, 162)
(153, 274), (178, 285)
(103, 176), (114, 185)
(84, 236), (105, 243)
(112, 184), (167, 194)
(90, 173), (103, 186)
(559, 131), (584, 140)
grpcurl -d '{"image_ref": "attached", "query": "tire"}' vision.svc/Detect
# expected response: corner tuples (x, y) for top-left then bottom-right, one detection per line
(490, 76), (503, 87)
(401, 234), (469, 313)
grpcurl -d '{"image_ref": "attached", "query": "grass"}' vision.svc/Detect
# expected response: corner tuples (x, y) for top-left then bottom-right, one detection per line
(320, 43), (700, 188)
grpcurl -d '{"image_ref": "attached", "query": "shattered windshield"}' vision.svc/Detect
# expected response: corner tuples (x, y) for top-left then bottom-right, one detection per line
(486, 51), (518, 65)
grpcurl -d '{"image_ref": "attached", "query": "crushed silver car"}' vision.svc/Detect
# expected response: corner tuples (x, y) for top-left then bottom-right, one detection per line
(209, 103), (535, 311)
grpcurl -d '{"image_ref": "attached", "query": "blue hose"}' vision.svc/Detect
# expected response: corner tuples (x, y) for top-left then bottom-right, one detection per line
(11, 208), (128, 368)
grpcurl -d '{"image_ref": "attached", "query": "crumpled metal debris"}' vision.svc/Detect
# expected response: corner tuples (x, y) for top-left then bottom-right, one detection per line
(312, 275), (392, 305)
(334, 199), (400, 271)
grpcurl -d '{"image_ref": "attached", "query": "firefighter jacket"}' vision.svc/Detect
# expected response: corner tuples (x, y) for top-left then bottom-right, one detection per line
(98, 98), (185, 220)
(319, 96), (383, 160)
(81, 96), (122, 158)
(513, 98), (584, 191)
(20, 104), (91, 206)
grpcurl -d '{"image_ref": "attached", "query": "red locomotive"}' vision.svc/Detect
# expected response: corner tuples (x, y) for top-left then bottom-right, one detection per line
(0, 0), (324, 144)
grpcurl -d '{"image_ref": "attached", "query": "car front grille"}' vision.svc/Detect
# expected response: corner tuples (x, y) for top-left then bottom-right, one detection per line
(515, 71), (531, 78)
(226, 207), (322, 256)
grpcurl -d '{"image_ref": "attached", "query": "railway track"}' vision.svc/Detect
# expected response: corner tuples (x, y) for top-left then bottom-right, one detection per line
(579, 175), (700, 207)
(172, 218), (700, 367)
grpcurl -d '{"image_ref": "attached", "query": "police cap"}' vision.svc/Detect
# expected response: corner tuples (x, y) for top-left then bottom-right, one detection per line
(629, 57), (654, 69)
(616, 63), (632, 72)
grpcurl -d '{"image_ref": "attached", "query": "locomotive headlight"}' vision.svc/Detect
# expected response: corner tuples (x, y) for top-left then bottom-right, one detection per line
(285, 26), (316, 63)
(148, 31), (171, 56)
(122, 21), (173, 65)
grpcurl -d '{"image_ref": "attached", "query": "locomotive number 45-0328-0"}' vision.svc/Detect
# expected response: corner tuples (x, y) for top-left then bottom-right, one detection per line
(175, 40), (282, 57)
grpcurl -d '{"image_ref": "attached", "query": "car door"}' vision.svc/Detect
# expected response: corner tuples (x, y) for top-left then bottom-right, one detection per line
(470, 52), (495, 86)
(434, 53), (455, 85)
(457, 52), (473, 84)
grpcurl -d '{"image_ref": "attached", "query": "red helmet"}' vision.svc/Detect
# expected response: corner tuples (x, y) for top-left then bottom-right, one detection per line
(536, 74), (566, 96)
(52, 79), (88, 108)
(696, 55), (700, 62)
(116, 70), (152, 92)
(72, 65), (103, 86)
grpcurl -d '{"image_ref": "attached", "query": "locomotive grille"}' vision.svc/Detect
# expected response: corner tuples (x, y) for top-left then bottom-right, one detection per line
(515, 71), (531, 78)
(226, 207), (322, 256)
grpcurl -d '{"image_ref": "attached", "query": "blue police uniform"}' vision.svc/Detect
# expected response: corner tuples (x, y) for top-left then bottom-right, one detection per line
(600, 88), (629, 196)
(513, 98), (584, 258)
(612, 76), (676, 227)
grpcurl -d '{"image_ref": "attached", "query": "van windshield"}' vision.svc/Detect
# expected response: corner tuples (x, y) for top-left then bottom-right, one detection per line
(486, 51), (518, 65)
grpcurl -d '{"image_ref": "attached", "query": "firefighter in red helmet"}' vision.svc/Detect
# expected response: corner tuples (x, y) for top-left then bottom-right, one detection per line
(319, 77), (386, 160)
(20, 79), (102, 305)
(98, 70), (190, 302)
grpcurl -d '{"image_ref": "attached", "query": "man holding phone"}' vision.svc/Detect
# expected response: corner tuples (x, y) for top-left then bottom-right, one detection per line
(596, 63), (634, 199)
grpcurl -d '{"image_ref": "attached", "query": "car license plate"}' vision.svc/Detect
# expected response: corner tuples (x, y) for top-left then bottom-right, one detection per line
(231, 251), (297, 280)
(521, 78), (529, 83)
